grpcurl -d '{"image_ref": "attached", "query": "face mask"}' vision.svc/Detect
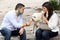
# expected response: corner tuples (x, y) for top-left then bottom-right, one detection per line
(18, 10), (22, 16)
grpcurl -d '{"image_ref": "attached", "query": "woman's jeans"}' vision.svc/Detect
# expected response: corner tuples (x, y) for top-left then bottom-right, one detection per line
(0, 28), (26, 40)
(36, 28), (58, 40)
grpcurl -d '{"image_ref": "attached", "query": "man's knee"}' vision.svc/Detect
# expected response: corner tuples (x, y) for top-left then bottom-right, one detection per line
(1, 28), (11, 36)
(20, 29), (26, 36)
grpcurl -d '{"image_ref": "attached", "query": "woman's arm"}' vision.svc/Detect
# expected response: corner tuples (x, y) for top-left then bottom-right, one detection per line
(48, 14), (59, 29)
(42, 13), (48, 24)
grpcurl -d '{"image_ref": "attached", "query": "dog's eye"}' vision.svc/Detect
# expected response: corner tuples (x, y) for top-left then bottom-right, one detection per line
(34, 16), (36, 18)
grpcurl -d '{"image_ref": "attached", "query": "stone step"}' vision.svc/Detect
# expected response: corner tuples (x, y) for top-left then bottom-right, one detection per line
(0, 31), (60, 40)
(0, 30), (35, 40)
(0, 34), (35, 40)
(50, 35), (60, 40)
(0, 36), (19, 40)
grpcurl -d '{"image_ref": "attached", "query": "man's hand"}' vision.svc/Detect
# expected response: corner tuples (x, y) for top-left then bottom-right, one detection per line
(26, 19), (32, 26)
(21, 19), (32, 28)
(19, 28), (24, 35)
(22, 23), (26, 27)
(26, 22), (30, 26)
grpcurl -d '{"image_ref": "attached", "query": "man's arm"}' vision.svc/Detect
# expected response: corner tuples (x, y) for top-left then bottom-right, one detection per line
(19, 18), (33, 35)
(21, 18), (33, 28)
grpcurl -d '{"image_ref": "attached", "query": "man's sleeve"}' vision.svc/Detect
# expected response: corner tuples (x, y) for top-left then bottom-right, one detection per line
(8, 15), (23, 28)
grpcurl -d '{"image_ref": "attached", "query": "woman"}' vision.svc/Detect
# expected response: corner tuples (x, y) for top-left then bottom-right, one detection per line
(36, 2), (59, 40)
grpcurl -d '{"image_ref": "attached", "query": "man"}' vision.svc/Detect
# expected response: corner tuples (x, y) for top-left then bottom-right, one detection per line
(0, 3), (30, 40)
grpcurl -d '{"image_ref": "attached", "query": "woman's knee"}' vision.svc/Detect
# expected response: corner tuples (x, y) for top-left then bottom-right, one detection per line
(36, 29), (42, 36)
(42, 31), (50, 37)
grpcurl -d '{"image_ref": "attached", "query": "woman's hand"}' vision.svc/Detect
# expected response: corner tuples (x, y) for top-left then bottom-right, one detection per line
(43, 16), (48, 24)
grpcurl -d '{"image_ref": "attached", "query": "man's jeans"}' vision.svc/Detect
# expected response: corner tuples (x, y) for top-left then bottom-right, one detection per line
(0, 28), (26, 40)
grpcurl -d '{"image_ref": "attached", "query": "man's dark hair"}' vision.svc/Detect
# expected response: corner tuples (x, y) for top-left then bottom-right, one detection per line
(15, 3), (25, 10)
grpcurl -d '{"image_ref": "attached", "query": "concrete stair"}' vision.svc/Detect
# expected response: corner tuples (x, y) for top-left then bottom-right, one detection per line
(0, 30), (60, 40)
(50, 35), (60, 40)
(0, 31), (35, 40)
